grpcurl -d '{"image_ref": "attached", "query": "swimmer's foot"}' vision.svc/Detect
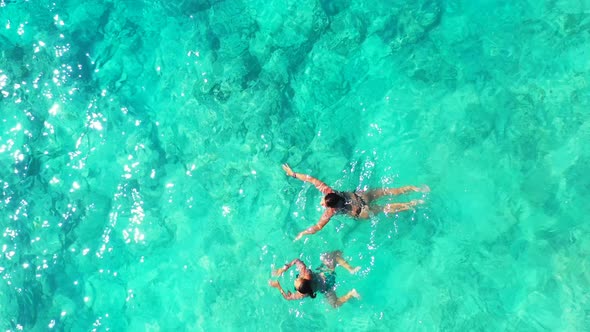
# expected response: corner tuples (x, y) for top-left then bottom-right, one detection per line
(419, 185), (430, 193)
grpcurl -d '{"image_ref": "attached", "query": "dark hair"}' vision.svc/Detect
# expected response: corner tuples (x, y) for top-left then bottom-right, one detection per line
(297, 279), (316, 298)
(325, 193), (345, 209)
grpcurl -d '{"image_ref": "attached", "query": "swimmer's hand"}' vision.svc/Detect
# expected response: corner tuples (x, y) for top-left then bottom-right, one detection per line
(294, 232), (305, 242)
(282, 164), (295, 177)
(350, 266), (361, 274)
(269, 280), (294, 298)
(272, 267), (285, 277)
(350, 289), (361, 299)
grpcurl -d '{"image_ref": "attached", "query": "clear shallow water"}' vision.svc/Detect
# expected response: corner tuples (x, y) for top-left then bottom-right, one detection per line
(1, 0), (589, 330)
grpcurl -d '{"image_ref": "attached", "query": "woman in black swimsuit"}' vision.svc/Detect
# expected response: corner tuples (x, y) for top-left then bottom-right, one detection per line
(282, 164), (430, 241)
(268, 250), (360, 308)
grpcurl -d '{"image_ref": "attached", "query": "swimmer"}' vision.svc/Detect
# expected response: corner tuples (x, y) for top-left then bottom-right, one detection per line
(268, 250), (360, 308)
(282, 163), (429, 241)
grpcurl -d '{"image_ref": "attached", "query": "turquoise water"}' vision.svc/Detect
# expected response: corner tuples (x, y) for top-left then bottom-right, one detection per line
(1, 0), (589, 330)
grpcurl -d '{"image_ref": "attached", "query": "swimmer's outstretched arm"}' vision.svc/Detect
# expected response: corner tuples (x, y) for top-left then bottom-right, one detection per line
(282, 164), (334, 194)
(294, 209), (335, 241)
(268, 280), (306, 300)
(272, 259), (308, 277)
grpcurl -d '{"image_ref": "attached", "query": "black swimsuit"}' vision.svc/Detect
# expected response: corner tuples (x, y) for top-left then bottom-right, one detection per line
(353, 193), (368, 216)
(339, 191), (368, 217)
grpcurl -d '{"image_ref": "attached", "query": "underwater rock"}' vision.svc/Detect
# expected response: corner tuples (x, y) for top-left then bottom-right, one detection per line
(319, 11), (368, 56)
(374, 0), (443, 50)
(86, 273), (127, 311)
(160, 0), (222, 16)
(320, 0), (351, 16)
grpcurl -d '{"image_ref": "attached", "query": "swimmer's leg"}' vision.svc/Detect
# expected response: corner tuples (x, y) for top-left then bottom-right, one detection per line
(333, 251), (360, 274)
(325, 289), (361, 308)
(322, 251), (360, 274)
(365, 185), (429, 201)
(320, 250), (340, 271)
(383, 199), (424, 214)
